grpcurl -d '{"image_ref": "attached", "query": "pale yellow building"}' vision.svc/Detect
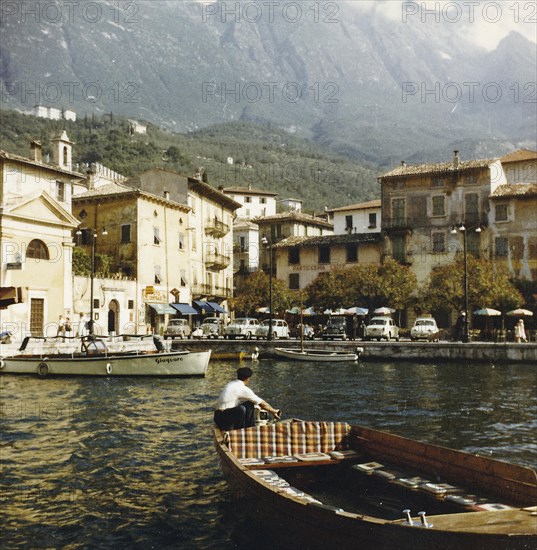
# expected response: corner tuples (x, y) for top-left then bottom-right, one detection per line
(71, 181), (191, 335)
(0, 135), (83, 342)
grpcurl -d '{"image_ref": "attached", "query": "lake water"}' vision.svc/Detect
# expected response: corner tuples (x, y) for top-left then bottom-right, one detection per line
(1, 359), (536, 549)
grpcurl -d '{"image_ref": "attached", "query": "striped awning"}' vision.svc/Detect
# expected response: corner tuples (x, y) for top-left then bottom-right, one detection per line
(148, 303), (176, 315)
(207, 301), (227, 314)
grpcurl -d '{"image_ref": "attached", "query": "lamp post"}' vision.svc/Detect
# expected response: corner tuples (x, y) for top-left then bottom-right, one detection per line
(261, 236), (273, 341)
(451, 222), (481, 343)
(76, 225), (107, 336)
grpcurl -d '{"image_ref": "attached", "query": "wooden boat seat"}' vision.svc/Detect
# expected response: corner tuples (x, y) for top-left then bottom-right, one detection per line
(227, 420), (351, 462)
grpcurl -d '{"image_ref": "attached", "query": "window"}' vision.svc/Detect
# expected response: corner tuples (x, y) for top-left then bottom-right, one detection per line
(368, 213), (377, 228)
(180, 269), (187, 286)
(432, 196), (445, 217)
(318, 246), (330, 264)
(466, 174), (478, 184)
(271, 224), (282, 240)
(155, 265), (162, 284)
(121, 224), (131, 243)
(431, 177), (445, 188)
(495, 237), (508, 258)
(245, 196), (252, 203)
(392, 199), (405, 226)
(393, 180), (404, 190)
(26, 239), (49, 260)
(432, 232), (445, 253)
(467, 231), (481, 258)
(392, 236), (405, 263)
(260, 197), (267, 204)
(346, 244), (358, 263)
(495, 204), (508, 222)
(239, 236), (246, 252)
(191, 231), (197, 251)
(153, 227), (161, 245)
(179, 232), (185, 250)
(56, 180), (66, 202)
(93, 299), (100, 308)
(345, 215), (353, 232)
(289, 273), (300, 290)
(465, 193), (479, 224)
(288, 248), (300, 265)
(128, 300), (134, 309)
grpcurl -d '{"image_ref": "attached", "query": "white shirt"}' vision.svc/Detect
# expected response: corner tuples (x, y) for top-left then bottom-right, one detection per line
(216, 379), (263, 411)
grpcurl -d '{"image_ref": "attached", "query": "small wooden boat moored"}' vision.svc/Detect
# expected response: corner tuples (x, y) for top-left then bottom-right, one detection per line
(274, 347), (362, 362)
(214, 419), (537, 549)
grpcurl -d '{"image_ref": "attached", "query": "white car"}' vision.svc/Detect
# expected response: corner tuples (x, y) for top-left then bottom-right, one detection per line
(164, 318), (191, 340)
(364, 317), (399, 341)
(224, 318), (260, 340)
(411, 317), (440, 341)
(256, 319), (289, 340)
(201, 316), (225, 339)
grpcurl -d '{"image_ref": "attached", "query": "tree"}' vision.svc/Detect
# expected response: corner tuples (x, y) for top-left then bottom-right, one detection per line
(304, 270), (347, 311)
(230, 270), (291, 316)
(421, 256), (522, 315)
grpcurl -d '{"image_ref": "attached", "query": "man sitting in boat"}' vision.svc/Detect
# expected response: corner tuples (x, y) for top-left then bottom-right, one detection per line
(214, 367), (281, 431)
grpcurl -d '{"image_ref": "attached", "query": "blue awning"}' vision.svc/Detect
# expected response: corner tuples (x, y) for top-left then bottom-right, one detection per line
(170, 303), (197, 315)
(207, 301), (227, 314)
(148, 303), (176, 315)
(193, 300), (214, 313)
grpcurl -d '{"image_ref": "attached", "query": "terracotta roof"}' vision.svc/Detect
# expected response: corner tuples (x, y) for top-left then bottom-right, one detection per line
(254, 211), (333, 229)
(272, 233), (381, 248)
(327, 199), (381, 213)
(500, 149), (537, 163)
(223, 186), (278, 196)
(490, 183), (537, 199)
(72, 181), (190, 210)
(379, 158), (494, 179)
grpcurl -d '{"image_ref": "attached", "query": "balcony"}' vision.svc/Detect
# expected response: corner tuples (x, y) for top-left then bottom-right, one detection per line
(205, 218), (229, 237)
(191, 283), (212, 297)
(205, 252), (231, 270)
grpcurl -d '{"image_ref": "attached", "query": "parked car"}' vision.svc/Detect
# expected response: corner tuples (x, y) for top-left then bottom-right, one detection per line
(411, 317), (440, 341)
(224, 317), (260, 340)
(322, 316), (348, 340)
(164, 318), (191, 340)
(201, 316), (225, 339)
(256, 319), (289, 340)
(364, 317), (399, 341)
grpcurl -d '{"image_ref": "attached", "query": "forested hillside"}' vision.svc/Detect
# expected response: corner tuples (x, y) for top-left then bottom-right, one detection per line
(0, 110), (379, 211)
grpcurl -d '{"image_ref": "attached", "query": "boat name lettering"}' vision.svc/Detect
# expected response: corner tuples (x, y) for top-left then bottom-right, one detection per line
(156, 356), (183, 364)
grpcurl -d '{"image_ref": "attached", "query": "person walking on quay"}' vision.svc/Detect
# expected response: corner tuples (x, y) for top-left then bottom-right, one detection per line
(514, 319), (527, 343)
(454, 312), (466, 341)
(214, 367), (281, 431)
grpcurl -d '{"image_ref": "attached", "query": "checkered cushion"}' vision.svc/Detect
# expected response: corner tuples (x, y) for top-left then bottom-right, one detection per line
(228, 421), (350, 459)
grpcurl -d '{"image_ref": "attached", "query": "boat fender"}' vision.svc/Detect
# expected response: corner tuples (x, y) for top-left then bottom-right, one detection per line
(106, 363), (112, 375)
(0, 358), (4, 369)
(37, 362), (49, 377)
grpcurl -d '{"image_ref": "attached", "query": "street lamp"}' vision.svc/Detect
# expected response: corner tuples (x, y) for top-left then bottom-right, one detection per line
(261, 236), (273, 341)
(451, 222), (481, 343)
(76, 225), (108, 336)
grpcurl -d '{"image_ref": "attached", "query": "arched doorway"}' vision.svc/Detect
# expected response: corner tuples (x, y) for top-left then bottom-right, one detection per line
(108, 299), (120, 335)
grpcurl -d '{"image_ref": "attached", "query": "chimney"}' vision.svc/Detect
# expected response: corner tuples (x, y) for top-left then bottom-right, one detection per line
(453, 150), (460, 169)
(30, 140), (42, 163)
(86, 164), (96, 190)
(164, 188), (170, 201)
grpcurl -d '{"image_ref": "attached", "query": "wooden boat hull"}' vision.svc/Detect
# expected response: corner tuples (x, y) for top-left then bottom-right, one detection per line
(214, 421), (537, 550)
(274, 347), (360, 361)
(0, 349), (211, 376)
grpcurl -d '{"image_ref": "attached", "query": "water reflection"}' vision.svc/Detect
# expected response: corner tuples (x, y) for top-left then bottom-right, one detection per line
(1, 359), (536, 548)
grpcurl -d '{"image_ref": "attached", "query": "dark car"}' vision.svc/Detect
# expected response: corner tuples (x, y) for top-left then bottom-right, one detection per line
(322, 317), (347, 340)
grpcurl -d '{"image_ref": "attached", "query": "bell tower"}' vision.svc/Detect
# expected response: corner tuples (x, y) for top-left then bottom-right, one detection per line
(51, 130), (74, 170)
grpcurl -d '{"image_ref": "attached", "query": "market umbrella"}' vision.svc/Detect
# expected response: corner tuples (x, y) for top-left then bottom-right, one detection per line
(324, 308), (346, 315)
(285, 307), (300, 315)
(374, 307), (395, 315)
(302, 307), (316, 316)
(473, 308), (501, 316)
(256, 306), (271, 314)
(344, 307), (369, 316)
(506, 308), (533, 316)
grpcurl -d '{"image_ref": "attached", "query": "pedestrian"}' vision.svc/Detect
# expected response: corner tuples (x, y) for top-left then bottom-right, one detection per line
(76, 313), (87, 337)
(57, 315), (65, 337)
(514, 319), (527, 343)
(454, 312), (466, 341)
(359, 319), (366, 339)
(214, 367), (281, 431)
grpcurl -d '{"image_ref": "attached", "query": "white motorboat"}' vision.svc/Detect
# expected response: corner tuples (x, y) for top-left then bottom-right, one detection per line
(0, 335), (211, 377)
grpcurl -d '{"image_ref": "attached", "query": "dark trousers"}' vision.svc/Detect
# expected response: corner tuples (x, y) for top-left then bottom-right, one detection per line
(214, 401), (255, 431)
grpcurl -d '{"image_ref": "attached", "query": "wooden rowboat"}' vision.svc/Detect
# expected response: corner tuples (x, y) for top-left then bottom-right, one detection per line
(274, 347), (362, 362)
(214, 419), (537, 549)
